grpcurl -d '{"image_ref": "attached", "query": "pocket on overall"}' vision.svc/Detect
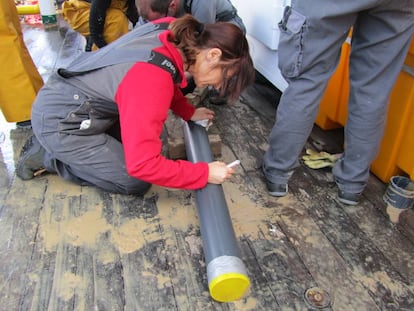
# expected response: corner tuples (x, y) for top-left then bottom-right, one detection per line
(278, 7), (306, 79)
(59, 100), (93, 135)
(59, 99), (119, 135)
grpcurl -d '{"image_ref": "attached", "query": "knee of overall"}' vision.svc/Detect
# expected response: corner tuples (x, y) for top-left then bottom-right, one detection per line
(119, 180), (152, 195)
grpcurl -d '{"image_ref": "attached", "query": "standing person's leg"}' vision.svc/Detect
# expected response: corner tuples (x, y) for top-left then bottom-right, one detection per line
(263, 0), (357, 196)
(98, 7), (129, 46)
(333, 1), (414, 200)
(0, 0), (43, 123)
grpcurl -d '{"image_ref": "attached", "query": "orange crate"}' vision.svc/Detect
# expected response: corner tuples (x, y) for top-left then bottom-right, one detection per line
(316, 34), (414, 183)
(370, 66), (414, 182)
(409, 36), (414, 54)
(395, 67), (414, 181)
(317, 35), (413, 130)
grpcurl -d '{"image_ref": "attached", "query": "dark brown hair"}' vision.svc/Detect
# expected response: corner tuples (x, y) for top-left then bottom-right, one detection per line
(169, 14), (255, 102)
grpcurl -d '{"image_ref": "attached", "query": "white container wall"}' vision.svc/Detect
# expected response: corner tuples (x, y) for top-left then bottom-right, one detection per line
(232, 0), (290, 91)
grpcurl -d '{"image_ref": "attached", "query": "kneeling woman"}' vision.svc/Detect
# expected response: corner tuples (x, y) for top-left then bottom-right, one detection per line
(17, 15), (254, 195)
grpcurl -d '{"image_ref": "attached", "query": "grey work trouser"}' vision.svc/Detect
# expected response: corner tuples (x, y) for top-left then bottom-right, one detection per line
(31, 75), (151, 195)
(263, 0), (414, 193)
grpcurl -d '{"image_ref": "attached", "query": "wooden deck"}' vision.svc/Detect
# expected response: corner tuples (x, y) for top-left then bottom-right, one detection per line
(1, 15), (414, 311)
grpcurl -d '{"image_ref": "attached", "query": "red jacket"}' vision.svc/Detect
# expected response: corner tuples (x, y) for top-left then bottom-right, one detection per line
(115, 18), (209, 190)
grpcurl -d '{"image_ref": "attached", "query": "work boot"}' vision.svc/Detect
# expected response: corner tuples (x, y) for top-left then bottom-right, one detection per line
(207, 87), (228, 105)
(16, 120), (32, 129)
(16, 135), (46, 180)
(337, 190), (361, 205)
(266, 181), (288, 197)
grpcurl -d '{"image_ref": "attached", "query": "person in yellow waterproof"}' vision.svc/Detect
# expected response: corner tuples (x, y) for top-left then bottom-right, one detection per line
(0, 0), (44, 128)
(62, 0), (138, 51)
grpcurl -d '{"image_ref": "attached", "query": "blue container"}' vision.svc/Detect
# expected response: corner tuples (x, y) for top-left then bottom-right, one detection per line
(383, 176), (414, 209)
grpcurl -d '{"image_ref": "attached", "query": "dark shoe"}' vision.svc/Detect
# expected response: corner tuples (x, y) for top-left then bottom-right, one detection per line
(208, 95), (228, 105)
(266, 181), (288, 197)
(16, 135), (46, 180)
(338, 190), (361, 205)
(207, 87), (227, 105)
(16, 120), (32, 129)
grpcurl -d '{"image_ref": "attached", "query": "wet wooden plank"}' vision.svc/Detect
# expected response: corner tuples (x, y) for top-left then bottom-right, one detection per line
(239, 233), (315, 310)
(31, 181), (83, 310)
(209, 99), (284, 220)
(76, 190), (126, 310)
(165, 228), (219, 311)
(109, 191), (177, 310)
(0, 125), (45, 309)
(289, 168), (414, 310)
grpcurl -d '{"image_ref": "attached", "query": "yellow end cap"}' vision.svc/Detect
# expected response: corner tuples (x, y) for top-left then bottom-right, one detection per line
(17, 4), (40, 15)
(209, 273), (250, 302)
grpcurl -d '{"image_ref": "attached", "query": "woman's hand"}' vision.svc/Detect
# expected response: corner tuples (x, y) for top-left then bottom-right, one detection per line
(191, 107), (215, 122)
(207, 161), (236, 184)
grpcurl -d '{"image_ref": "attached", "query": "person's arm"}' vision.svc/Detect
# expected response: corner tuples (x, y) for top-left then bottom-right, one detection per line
(170, 85), (196, 121)
(89, 0), (111, 48)
(115, 62), (209, 189)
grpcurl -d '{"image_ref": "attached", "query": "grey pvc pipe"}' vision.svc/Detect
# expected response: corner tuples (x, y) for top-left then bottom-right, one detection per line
(182, 121), (250, 302)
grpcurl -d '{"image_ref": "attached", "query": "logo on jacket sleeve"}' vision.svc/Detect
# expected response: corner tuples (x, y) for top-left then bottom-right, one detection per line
(161, 59), (177, 76)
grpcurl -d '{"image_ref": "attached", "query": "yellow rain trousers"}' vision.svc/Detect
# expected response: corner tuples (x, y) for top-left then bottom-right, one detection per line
(0, 0), (44, 122)
(62, 0), (129, 50)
